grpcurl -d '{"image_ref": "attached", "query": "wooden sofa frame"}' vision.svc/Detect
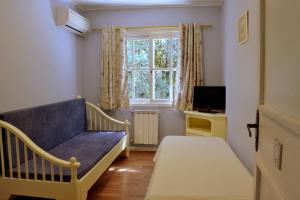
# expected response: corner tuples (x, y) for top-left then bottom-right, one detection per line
(0, 97), (129, 200)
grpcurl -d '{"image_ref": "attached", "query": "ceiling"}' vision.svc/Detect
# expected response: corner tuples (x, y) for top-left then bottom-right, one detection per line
(69, 0), (223, 11)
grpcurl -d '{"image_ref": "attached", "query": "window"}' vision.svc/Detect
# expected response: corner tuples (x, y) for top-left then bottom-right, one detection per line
(126, 30), (179, 105)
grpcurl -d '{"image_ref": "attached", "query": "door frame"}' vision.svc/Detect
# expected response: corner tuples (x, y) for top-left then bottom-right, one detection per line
(258, 0), (265, 106)
(253, 0), (265, 198)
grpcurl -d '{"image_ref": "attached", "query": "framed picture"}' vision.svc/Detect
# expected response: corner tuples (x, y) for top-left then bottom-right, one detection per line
(238, 11), (249, 45)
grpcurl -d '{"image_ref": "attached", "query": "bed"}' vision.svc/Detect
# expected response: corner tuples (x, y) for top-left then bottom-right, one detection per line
(145, 136), (253, 200)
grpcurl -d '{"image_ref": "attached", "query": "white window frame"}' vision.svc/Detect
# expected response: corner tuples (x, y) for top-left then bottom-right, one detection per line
(126, 29), (179, 106)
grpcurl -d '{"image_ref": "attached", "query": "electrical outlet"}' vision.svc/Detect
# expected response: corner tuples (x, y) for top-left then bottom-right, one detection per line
(273, 139), (283, 170)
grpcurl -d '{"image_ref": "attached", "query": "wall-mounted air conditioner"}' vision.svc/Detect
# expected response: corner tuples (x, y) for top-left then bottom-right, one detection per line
(56, 6), (90, 36)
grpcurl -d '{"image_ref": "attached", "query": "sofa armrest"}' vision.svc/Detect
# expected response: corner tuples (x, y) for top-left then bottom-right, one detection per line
(85, 101), (130, 134)
(79, 97), (130, 158)
(0, 120), (80, 183)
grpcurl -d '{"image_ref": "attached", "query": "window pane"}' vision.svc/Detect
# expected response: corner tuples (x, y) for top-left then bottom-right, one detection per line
(172, 71), (177, 98)
(127, 40), (134, 69)
(154, 70), (170, 100)
(128, 71), (133, 99)
(134, 40), (149, 69)
(171, 39), (179, 68)
(134, 71), (150, 99)
(154, 39), (171, 69)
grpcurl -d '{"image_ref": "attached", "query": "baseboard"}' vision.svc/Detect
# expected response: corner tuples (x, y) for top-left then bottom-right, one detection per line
(129, 146), (158, 152)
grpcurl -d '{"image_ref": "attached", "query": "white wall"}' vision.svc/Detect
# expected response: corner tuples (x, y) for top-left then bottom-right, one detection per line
(221, 0), (260, 174)
(0, 0), (84, 113)
(82, 7), (223, 144)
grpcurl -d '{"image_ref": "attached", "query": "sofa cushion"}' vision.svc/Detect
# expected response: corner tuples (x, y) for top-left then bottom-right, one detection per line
(13, 131), (126, 181)
(0, 99), (87, 168)
(0, 99), (87, 151)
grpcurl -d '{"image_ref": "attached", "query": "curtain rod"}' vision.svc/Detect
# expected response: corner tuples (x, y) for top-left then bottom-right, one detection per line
(92, 25), (212, 32)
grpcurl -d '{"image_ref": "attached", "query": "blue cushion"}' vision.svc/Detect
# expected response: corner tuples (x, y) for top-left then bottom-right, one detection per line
(0, 99), (87, 151)
(13, 131), (125, 181)
(0, 99), (87, 168)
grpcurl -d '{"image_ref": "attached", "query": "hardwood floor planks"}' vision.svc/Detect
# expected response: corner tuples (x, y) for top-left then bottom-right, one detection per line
(88, 151), (155, 200)
(12, 151), (155, 200)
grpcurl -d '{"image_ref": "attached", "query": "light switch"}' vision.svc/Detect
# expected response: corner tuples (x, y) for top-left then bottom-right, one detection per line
(273, 139), (283, 170)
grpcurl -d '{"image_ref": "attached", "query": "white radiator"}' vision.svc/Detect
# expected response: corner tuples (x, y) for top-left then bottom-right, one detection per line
(134, 110), (159, 145)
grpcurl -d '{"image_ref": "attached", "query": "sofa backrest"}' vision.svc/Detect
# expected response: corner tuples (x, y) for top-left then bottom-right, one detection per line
(0, 99), (87, 168)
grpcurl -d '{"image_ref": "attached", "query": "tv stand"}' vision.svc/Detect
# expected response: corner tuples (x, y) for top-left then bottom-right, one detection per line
(184, 111), (227, 139)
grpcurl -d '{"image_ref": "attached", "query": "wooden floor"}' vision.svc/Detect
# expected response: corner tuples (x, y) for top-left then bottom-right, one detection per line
(88, 151), (155, 200)
(12, 151), (155, 200)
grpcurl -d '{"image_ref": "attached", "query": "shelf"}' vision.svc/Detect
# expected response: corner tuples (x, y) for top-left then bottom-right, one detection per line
(186, 128), (211, 136)
(184, 111), (226, 118)
(188, 126), (211, 133)
(185, 111), (227, 139)
(189, 118), (211, 131)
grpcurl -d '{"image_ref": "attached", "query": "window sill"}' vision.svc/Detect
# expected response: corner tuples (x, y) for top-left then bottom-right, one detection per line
(130, 103), (173, 108)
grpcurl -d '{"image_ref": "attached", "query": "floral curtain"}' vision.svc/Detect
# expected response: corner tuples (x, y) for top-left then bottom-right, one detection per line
(100, 26), (129, 110)
(175, 23), (203, 111)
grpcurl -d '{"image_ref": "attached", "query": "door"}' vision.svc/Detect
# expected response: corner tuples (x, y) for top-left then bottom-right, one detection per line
(254, 0), (300, 199)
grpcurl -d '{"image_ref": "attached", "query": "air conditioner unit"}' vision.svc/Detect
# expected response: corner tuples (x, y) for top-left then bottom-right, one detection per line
(56, 6), (90, 36)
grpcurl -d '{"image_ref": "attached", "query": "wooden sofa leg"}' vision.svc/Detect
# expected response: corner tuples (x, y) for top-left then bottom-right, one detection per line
(125, 147), (130, 158)
(80, 192), (88, 200)
(56, 190), (87, 200)
(120, 148), (130, 158)
(72, 191), (87, 200)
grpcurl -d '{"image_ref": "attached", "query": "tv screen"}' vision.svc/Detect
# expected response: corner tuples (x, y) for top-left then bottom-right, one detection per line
(193, 86), (226, 113)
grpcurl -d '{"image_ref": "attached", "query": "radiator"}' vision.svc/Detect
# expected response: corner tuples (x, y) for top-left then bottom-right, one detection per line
(133, 110), (159, 145)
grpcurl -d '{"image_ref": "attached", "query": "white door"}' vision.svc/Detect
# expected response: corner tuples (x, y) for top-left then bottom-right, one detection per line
(254, 0), (300, 199)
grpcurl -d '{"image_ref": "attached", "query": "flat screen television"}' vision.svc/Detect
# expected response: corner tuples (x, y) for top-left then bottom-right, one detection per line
(193, 86), (226, 113)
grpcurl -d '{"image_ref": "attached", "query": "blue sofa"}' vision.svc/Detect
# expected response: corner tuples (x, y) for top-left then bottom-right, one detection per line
(0, 98), (129, 200)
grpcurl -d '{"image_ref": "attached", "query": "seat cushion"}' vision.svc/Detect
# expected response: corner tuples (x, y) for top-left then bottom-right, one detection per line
(49, 130), (126, 178)
(13, 131), (126, 181)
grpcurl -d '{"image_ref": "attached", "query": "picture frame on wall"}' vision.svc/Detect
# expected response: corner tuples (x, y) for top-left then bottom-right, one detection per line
(238, 11), (249, 45)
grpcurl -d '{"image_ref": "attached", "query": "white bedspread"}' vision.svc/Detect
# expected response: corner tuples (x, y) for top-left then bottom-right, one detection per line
(145, 136), (253, 200)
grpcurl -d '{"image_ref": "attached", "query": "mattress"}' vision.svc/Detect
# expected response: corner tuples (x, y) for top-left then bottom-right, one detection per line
(145, 136), (253, 200)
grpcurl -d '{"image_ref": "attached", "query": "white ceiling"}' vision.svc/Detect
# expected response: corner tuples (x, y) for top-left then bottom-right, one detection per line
(69, 0), (223, 11)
